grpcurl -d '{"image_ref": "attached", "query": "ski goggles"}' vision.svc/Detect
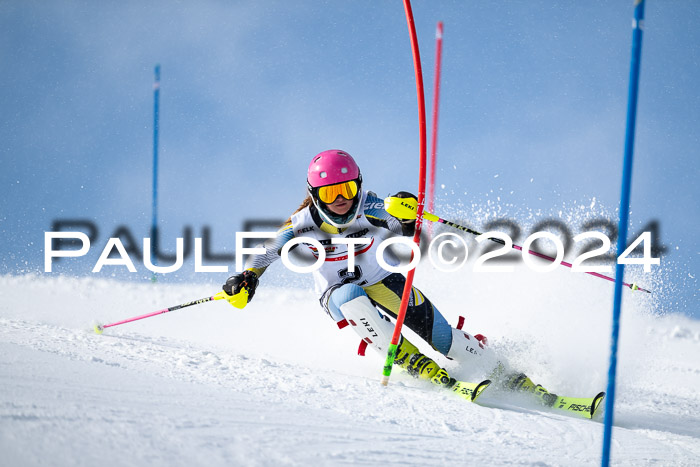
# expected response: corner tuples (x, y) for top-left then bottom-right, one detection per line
(315, 180), (360, 204)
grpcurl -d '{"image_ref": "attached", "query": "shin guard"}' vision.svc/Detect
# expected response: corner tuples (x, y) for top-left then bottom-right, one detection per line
(340, 295), (395, 354)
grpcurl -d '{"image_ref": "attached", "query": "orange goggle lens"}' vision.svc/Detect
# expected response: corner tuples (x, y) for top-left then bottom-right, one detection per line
(317, 180), (359, 204)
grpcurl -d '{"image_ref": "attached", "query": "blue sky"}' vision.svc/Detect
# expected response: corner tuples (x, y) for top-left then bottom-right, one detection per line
(1, 1), (698, 317)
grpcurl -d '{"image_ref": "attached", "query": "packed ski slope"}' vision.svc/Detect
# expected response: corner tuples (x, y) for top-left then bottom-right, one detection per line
(1, 264), (699, 466)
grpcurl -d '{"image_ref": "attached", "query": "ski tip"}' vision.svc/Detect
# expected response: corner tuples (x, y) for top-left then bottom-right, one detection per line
(471, 379), (492, 402)
(94, 323), (104, 335)
(590, 391), (606, 418)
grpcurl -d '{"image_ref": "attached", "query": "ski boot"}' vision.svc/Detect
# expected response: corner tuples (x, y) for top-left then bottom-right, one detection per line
(504, 372), (558, 407)
(395, 337), (448, 385)
(394, 337), (491, 402)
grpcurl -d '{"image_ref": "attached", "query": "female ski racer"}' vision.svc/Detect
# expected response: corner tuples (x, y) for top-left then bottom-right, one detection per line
(221, 149), (556, 405)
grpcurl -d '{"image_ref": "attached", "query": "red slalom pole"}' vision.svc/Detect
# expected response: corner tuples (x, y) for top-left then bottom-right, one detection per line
(427, 21), (444, 239)
(382, 0), (428, 386)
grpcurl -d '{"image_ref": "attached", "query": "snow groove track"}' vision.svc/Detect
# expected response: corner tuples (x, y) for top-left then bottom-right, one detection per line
(1, 275), (699, 466)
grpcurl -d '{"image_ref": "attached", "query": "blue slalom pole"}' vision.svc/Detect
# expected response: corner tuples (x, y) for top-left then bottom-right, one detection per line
(601, 1), (645, 466)
(151, 64), (160, 282)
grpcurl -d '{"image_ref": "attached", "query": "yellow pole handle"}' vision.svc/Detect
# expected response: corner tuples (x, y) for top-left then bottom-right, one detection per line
(215, 289), (249, 309)
(384, 196), (439, 222)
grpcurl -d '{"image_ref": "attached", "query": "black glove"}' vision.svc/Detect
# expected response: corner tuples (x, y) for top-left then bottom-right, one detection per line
(223, 270), (259, 303)
(391, 192), (418, 235)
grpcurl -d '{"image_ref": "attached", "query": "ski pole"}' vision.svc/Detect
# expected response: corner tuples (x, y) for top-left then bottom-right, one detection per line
(94, 289), (248, 334)
(384, 196), (651, 293)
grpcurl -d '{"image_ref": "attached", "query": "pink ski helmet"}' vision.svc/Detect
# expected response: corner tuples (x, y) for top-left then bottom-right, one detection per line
(307, 150), (363, 228)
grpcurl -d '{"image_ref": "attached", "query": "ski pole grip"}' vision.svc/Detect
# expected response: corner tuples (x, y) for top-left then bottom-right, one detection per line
(384, 196), (417, 219)
(384, 196), (439, 222)
(220, 289), (249, 309)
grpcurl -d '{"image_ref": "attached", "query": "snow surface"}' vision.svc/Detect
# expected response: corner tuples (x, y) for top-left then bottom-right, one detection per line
(1, 266), (699, 466)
